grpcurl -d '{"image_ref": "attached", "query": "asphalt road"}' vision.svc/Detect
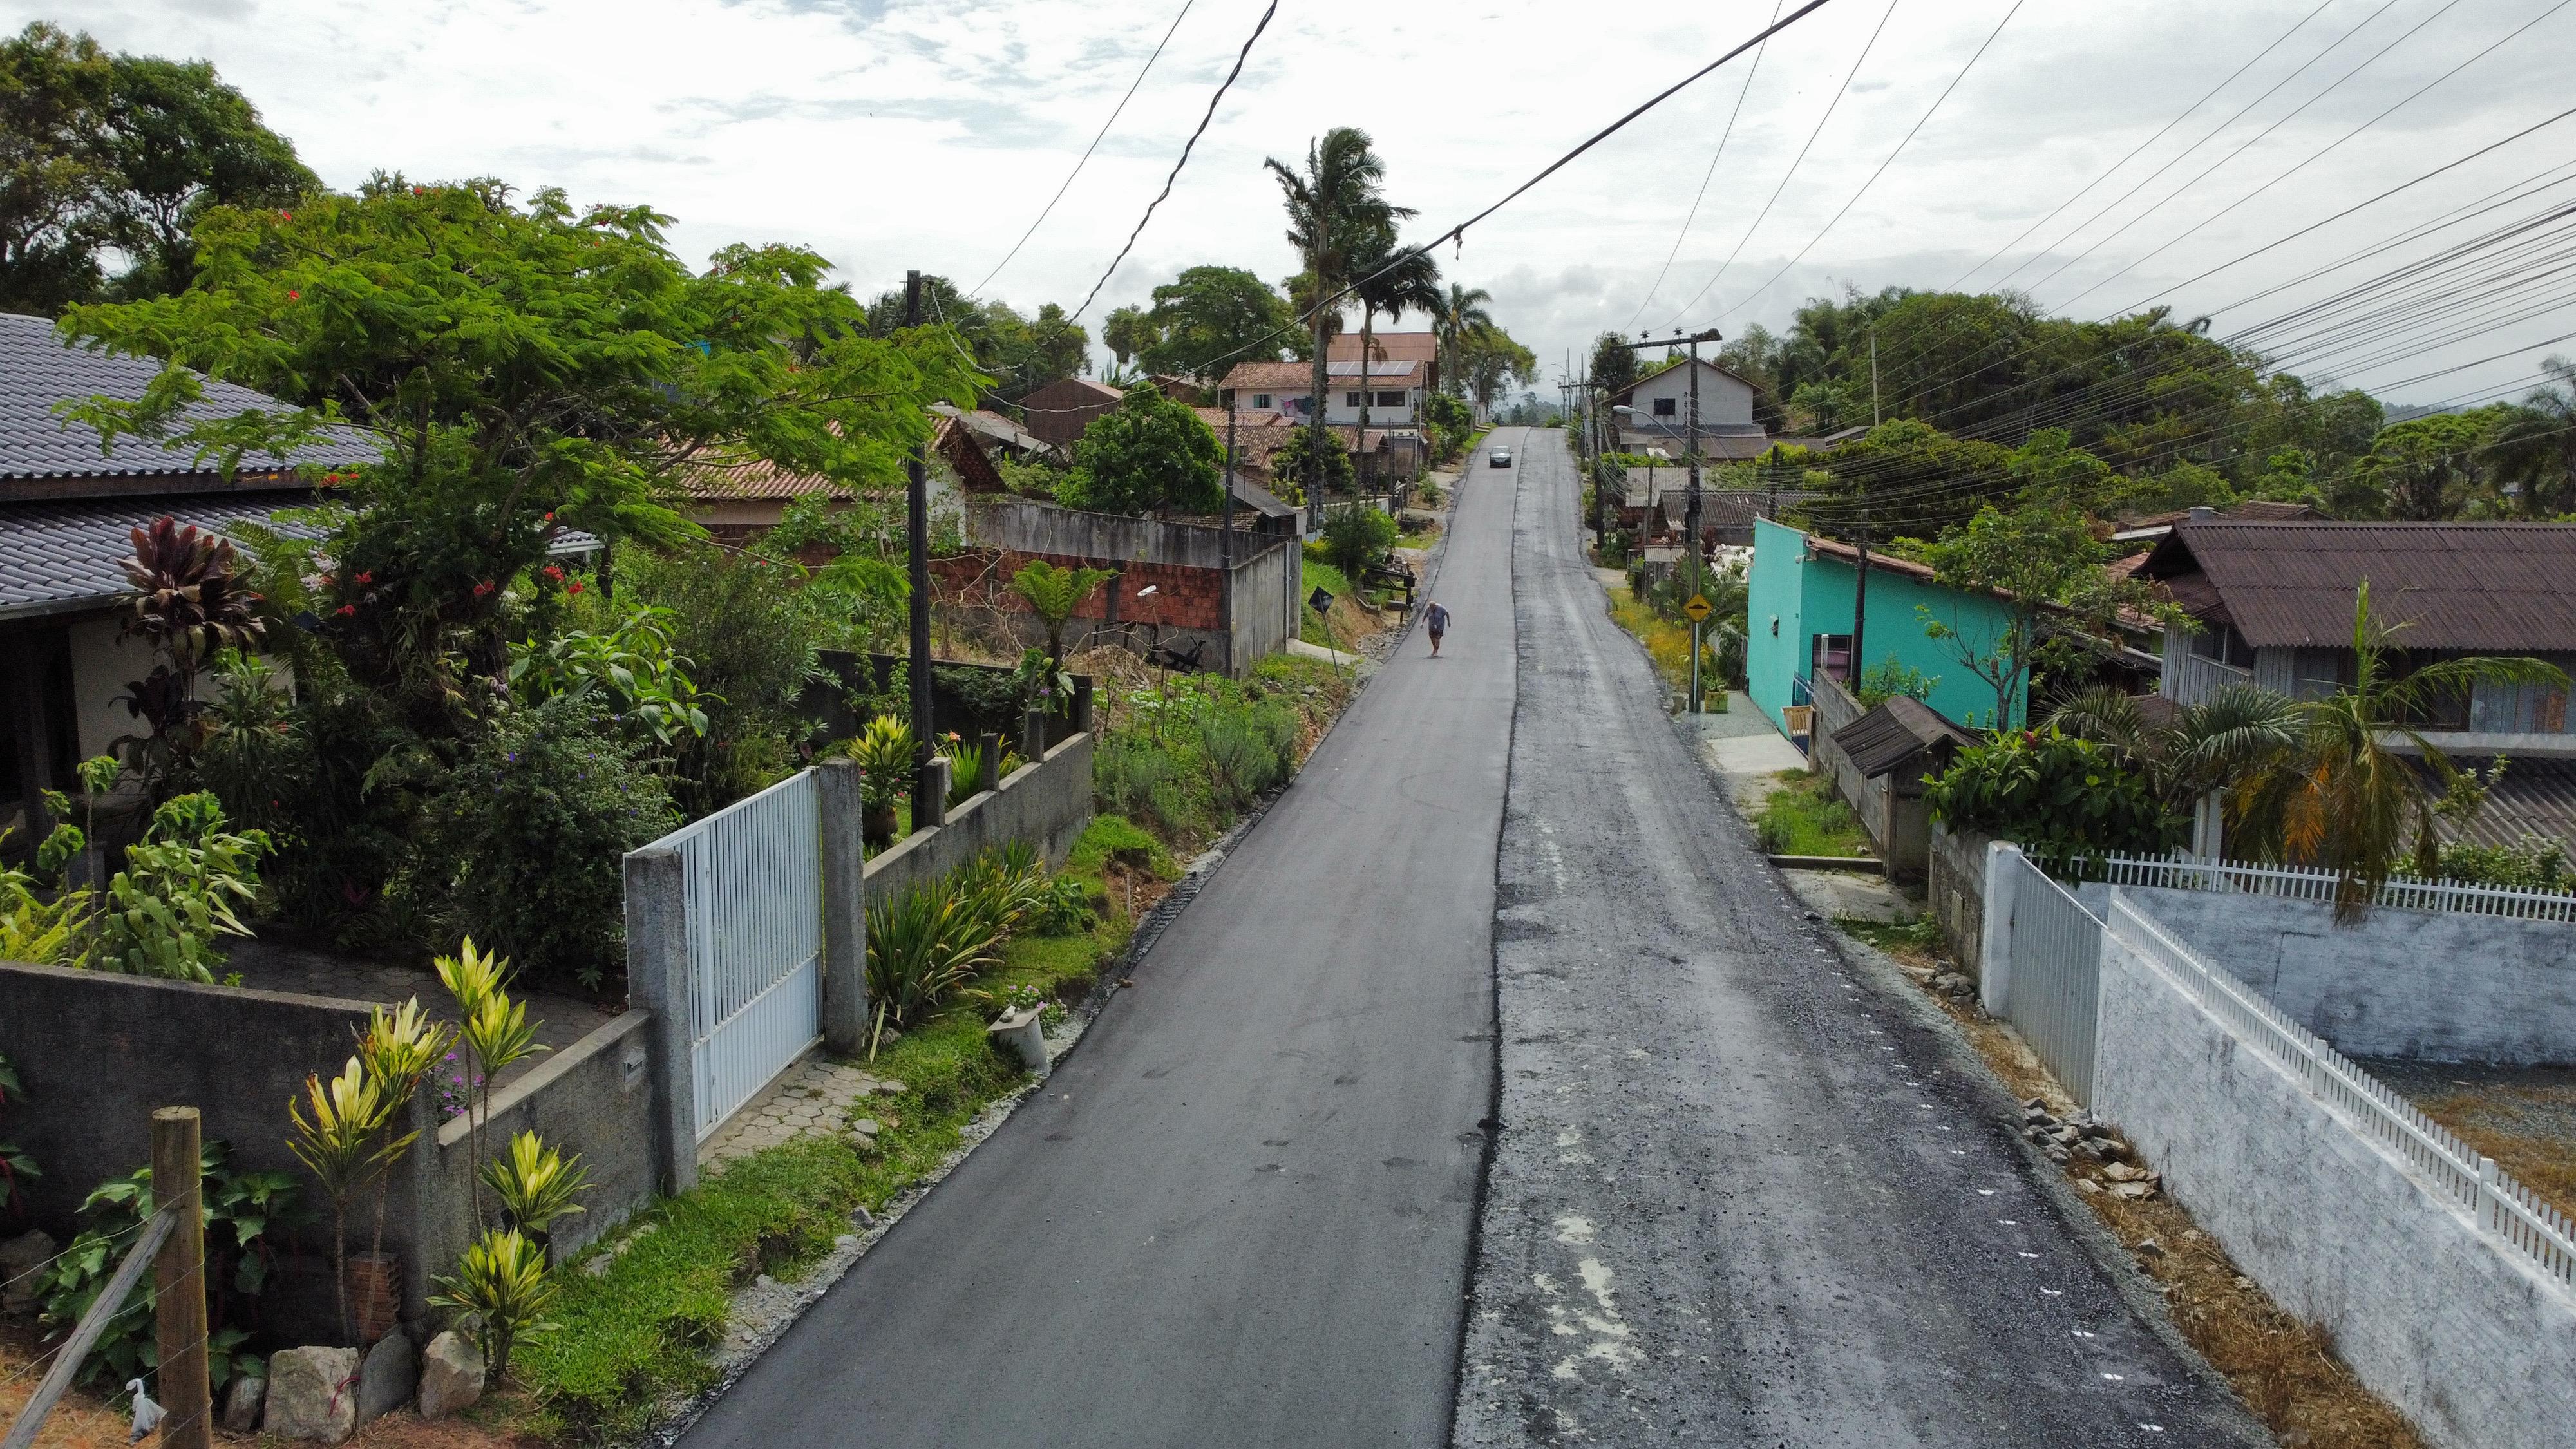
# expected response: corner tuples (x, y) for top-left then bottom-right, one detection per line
(1450, 430), (2262, 1446)
(677, 437), (1520, 1447)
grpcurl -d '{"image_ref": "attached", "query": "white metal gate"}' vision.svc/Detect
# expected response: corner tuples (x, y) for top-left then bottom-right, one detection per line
(658, 770), (823, 1139)
(2005, 854), (2105, 1105)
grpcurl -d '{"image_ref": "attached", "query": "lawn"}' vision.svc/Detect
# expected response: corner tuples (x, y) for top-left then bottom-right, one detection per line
(1756, 770), (1872, 857)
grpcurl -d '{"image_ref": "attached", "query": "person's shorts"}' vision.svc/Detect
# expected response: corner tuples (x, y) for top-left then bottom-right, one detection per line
(1428, 626), (1445, 639)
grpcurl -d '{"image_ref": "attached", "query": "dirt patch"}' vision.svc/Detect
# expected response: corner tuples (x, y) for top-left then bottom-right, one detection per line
(2364, 1059), (2576, 1222)
(1850, 931), (2431, 1449)
(0, 1323), (129, 1449)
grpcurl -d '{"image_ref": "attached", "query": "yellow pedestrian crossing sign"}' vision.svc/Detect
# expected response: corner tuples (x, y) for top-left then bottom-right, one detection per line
(1683, 594), (1712, 622)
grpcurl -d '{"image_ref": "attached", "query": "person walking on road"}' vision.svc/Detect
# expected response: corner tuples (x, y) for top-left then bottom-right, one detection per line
(1425, 598), (1451, 657)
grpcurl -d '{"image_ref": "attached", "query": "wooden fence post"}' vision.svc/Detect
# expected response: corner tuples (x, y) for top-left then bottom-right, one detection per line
(152, 1107), (211, 1449)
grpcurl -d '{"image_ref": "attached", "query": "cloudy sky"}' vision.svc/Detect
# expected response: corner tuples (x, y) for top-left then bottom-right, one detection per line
(33, 0), (2576, 408)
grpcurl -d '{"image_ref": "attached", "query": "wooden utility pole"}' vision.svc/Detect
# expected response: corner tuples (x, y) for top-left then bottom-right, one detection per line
(1221, 401), (1238, 676)
(152, 1107), (211, 1449)
(904, 271), (935, 806)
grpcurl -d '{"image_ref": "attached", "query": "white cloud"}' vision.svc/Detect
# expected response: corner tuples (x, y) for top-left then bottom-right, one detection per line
(26, 0), (2576, 406)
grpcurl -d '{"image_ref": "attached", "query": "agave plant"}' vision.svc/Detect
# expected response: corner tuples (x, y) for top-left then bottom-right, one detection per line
(432, 1227), (555, 1379)
(864, 880), (999, 1057)
(479, 1130), (591, 1247)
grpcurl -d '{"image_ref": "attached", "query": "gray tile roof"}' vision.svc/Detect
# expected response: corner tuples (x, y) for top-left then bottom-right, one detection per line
(0, 493), (310, 621)
(1, 312), (377, 483)
(0, 491), (601, 621)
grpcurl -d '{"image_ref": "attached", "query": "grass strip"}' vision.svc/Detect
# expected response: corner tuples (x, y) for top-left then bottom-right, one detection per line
(1756, 769), (1871, 857)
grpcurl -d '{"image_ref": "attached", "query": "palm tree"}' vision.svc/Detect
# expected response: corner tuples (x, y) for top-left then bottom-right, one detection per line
(2477, 356), (2576, 518)
(2048, 681), (2304, 855)
(1436, 283), (1495, 400)
(2224, 583), (2564, 917)
(1349, 222), (1443, 488)
(1267, 128), (1406, 503)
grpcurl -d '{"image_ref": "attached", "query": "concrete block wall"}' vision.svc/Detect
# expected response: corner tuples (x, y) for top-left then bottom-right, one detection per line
(864, 732), (1094, 905)
(408, 1012), (661, 1316)
(2094, 900), (2576, 1449)
(1927, 821), (1994, 979)
(2076, 885), (2576, 1064)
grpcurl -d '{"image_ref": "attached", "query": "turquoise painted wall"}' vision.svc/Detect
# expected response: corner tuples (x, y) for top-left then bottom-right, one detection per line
(1745, 516), (2028, 731)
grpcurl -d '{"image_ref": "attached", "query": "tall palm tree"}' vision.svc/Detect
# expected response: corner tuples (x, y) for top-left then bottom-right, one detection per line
(2048, 681), (2304, 855)
(2477, 356), (2576, 518)
(1436, 283), (1495, 399)
(2223, 583), (2565, 917)
(1349, 223), (1442, 488)
(1267, 128), (1406, 502)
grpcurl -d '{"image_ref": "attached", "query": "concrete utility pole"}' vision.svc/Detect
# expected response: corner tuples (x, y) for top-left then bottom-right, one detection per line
(1612, 327), (1721, 710)
(904, 270), (934, 808)
(1221, 401), (1238, 676)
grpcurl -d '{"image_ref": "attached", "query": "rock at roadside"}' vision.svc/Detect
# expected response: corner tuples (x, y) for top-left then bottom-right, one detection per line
(221, 1374), (266, 1434)
(358, 1329), (415, 1423)
(265, 1346), (359, 1444)
(0, 1230), (55, 1316)
(417, 1330), (486, 1421)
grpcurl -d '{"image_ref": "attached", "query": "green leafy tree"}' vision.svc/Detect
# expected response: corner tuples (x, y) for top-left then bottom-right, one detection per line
(1130, 265), (1297, 381)
(0, 24), (310, 312)
(1057, 387), (1224, 515)
(1272, 424), (1351, 502)
(2352, 412), (2497, 520)
(1102, 303), (1155, 370)
(1460, 323), (1537, 421)
(2477, 357), (2576, 518)
(1321, 502), (1397, 584)
(864, 275), (1086, 404)
(64, 177), (978, 723)
(1587, 332), (1639, 403)
(1910, 502), (2177, 727)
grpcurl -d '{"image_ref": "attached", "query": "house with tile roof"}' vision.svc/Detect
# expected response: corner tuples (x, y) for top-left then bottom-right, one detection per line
(1, 312), (384, 854)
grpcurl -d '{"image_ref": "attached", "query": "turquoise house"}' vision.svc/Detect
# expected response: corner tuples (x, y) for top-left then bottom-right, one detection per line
(1746, 517), (2028, 733)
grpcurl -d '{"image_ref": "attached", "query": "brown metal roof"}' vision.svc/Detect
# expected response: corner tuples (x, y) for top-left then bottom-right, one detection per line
(1831, 696), (1976, 782)
(1218, 361), (1314, 392)
(2140, 521), (2576, 651)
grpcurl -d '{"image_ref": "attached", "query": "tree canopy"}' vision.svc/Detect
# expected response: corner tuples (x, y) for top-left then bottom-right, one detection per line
(864, 272), (1088, 405)
(0, 23), (314, 313)
(1103, 264), (1297, 381)
(1057, 386), (1225, 516)
(64, 176), (979, 714)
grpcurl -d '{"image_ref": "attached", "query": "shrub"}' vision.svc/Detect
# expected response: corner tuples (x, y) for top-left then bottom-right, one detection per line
(1855, 659), (1939, 710)
(864, 880), (998, 1054)
(1321, 503), (1399, 585)
(1094, 732), (1192, 836)
(1923, 728), (2177, 858)
(41, 1142), (299, 1396)
(92, 792), (270, 981)
(1201, 700), (1297, 810)
(411, 698), (679, 991)
(845, 714), (917, 811)
(622, 549), (822, 817)
(2436, 834), (2572, 891)
(1056, 389), (1225, 515)
(433, 1227), (556, 1381)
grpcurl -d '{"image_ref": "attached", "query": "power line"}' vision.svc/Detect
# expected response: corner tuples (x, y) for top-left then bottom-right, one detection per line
(1713, 0), (2028, 326)
(1663, 0), (1896, 328)
(1069, 0), (1278, 321)
(1627, 0), (1786, 330)
(2055, 0), (2574, 314)
(971, 0), (1198, 298)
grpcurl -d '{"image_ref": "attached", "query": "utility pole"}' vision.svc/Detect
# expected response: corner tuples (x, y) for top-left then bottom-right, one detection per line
(904, 270), (934, 807)
(1611, 327), (1721, 710)
(1221, 399), (1238, 675)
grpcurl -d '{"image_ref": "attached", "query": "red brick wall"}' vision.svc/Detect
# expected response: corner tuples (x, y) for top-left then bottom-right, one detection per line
(932, 548), (1224, 630)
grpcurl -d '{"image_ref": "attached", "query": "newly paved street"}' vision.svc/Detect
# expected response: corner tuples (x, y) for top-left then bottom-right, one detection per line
(680, 438), (1518, 1446)
(1452, 430), (2259, 1445)
(681, 428), (2259, 1448)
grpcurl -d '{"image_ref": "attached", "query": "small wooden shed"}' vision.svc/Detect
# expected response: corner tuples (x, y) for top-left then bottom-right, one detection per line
(1827, 696), (1976, 879)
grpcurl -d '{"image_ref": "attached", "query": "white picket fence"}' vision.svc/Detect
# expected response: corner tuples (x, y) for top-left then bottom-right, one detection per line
(651, 769), (824, 1140)
(2063, 851), (2576, 923)
(2112, 895), (2576, 1293)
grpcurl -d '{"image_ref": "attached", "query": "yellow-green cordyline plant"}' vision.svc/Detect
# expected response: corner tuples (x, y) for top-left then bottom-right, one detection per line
(357, 998), (453, 1264)
(431, 1227), (554, 1380)
(2230, 583), (2567, 919)
(288, 1056), (408, 1343)
(480, 1130), (591, 1247)
(435, 939), (548, 1226)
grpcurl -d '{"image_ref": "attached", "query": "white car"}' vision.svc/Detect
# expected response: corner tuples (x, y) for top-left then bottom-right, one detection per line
(1489, 448), (1513, 468)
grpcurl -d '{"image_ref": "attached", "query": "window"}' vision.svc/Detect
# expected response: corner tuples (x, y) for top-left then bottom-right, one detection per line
(1374, 390), (1406, 408)
(1652, 396), (1678, 417)
(1344, 391), (1363, 408)
(1253, 393), (1271, 410)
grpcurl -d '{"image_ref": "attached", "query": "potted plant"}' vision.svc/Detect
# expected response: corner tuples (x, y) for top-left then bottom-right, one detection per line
(849, 715), (915, 848)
